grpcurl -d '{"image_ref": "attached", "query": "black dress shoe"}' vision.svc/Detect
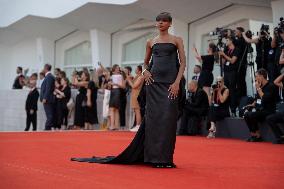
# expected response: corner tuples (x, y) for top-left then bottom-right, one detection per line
(246, 136), (263, 142)
(246, 136), (255, 142)
(251, 137), (263, 142)
(152, 163), (176, 168)
(272, 139), (284, 144)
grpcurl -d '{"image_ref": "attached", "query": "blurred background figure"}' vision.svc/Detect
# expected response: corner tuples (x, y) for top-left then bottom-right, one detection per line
(127, 65), (144, 132)
(192, 65), (201, 81)
(13, 66), (25, 89)
(207, 76), (230, 138)
(24, 78), (39, 131)
(85, 69), (99, 130)
(72, 69), (90, 130)
(108, 64), (125, 130)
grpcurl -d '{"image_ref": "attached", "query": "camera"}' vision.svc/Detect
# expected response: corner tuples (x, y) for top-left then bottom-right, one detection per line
(210, 27), (235, 39)
(260, 24), (269, 36)
(212, 82), (221, 90)
(245, 30), (253, 39)
(274, 17), (284, 37)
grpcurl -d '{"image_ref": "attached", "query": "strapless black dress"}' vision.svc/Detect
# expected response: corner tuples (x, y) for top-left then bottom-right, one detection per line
(71, 43), (184, 165)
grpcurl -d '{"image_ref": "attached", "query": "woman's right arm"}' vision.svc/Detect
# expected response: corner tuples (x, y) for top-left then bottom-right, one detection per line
(193, 47), (202, 63)
(218, 88), (229, 103)
(242, 32), (259, 44)
(143, 40), (153, 85)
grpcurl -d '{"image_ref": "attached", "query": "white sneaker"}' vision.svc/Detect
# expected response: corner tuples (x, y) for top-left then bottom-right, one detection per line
(207, 131), (215, 139)
(130, 125), (140, 132)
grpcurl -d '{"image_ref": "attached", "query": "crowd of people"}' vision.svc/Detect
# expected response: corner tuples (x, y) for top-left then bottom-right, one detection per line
(178, 24), (284, 144)
(16, 63), (145, 132)
(12, 21), (284, 144)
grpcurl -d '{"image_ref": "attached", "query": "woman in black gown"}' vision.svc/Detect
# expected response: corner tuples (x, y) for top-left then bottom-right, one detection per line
(85, 70), (99, 130)
(71, 12), (186, 168)
(72, 70), (90, 129)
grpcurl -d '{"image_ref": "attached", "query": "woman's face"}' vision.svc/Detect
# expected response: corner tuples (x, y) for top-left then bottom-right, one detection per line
(217, 80), (223, 88)
(81, 72), (87, 81)
(156, 20), (171, 31)
(61, 78), (66, 86)
(114, 66), (120, 74)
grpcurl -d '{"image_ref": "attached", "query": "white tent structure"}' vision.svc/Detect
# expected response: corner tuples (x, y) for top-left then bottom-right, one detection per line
(0, 0), (283, 89)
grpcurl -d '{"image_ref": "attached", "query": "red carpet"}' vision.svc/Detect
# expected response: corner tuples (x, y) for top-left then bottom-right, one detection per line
(0, 131), (283, 189)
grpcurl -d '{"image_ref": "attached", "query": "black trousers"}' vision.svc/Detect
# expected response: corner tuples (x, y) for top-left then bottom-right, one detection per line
(119, 97), (127, 127)
(237, 67), (247, 99)
(25, 111), (37, 131)
(62, 108), (69, 126)
(43, 103), (55, 130)
(266, 112), (284, 139)
(224, 71), (237, 114)
(244, 111), (271, 133)
(179, 109), (202, 135)
(209, 105), (230, 123)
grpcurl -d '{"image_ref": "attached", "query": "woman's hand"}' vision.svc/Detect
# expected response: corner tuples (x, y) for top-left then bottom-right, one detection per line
(87, 101), (92, 107)
(218, 51), (225, 57)
(143, 70), (154, 85)
(168, 81), (179, 99)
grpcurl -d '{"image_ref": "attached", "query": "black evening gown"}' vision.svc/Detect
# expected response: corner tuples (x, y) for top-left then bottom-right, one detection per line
(198, 55), (214, 88)
(85, 81), (98, 124)
(74, 87), (87, 127)
(71, 43), (185, 164)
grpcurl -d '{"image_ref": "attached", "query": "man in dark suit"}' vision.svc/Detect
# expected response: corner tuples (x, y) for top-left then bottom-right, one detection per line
(192, 65), (201, 81)
(40, 64), (56, 130)
(178, 80), (209, 135)
(25, 79), (39, 131)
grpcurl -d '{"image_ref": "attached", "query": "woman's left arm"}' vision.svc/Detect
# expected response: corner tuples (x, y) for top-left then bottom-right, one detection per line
(175, 37), (186, 84)
(168, 37), (186, 98)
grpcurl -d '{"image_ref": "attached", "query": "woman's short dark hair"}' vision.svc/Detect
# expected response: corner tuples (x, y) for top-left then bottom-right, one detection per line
(137, 65), (142, 72)
(156, 12), (172, 22)
(236, 27), (245, 33)
(17, 66), (23, 71)
(125, 66), (132, 73)
(60, 71), (66, 78)
(112, 64), (120, 73)
(209, 42), (217, 53)
(256, 68), (268, 79)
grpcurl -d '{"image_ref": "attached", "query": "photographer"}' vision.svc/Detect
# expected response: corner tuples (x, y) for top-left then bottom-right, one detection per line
(272, 18), (284, 71)
(218, 37), (240, 116)
(242, 25), (273, 74)
(193, 43), (217, 103)
(234, 27), (248, 98)
(207, 76), (230, 138)
(244, 69), (278, 142)
(265, 69), (284, 144)
(178, 80), (209, 135)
